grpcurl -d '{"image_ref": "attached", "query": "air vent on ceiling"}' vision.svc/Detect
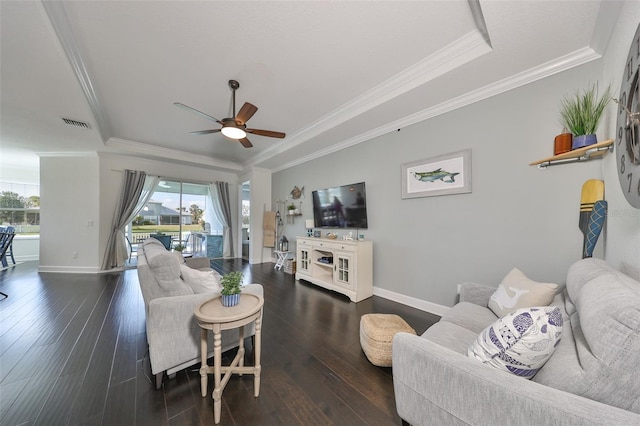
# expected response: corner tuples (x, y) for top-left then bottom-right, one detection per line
(61, 117), (91, 129)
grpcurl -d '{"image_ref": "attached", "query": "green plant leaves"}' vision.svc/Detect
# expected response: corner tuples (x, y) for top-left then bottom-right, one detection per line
(220, 271), (243, 295)
(560, 83), (611, 136)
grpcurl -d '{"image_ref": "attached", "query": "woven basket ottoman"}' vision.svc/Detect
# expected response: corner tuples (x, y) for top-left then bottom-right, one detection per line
(360, 313), (416, 367)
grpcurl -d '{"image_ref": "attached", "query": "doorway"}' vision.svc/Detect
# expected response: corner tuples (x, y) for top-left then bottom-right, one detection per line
(241, 181), (250, 260)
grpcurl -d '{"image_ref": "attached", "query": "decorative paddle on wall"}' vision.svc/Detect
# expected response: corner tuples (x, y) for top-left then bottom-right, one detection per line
(578, 179), (605, 258)
(583, 200), (607, 258)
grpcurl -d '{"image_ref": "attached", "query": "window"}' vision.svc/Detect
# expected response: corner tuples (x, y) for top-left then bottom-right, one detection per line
(128, 180), (223, 255)
(0, 182), (40, 235)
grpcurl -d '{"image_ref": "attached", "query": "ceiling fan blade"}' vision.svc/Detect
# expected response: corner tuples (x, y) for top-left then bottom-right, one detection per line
(189, 129), (221, 135)
(239, 138), (253, 148)
(246, 128), (286, 138)
(174, 102), (223, 125)
(236, 102), (258, 125)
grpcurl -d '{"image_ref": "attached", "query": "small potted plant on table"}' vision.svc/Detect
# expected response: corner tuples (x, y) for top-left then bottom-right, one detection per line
(220, 271), (243, 307)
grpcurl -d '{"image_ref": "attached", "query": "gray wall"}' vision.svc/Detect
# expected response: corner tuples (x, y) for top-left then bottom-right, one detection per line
(39, 152), (238, 273)
(274, 60), (607, 308)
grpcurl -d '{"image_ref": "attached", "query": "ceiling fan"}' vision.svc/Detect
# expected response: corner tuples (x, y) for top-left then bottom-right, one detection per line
(174, 79), (286, 148)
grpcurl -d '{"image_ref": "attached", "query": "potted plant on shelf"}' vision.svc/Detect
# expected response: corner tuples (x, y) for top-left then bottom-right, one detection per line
(560, 83), (611, 150)
(220, 271), (243, 307)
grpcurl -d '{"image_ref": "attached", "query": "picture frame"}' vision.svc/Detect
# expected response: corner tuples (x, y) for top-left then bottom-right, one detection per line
(401, 149), (472, 199)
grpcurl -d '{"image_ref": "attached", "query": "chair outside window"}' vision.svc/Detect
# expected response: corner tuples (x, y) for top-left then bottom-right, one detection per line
(126, 235), (139, 261)
(173, 233), (191, 253)
(0, 227), (16, 268)
(150, 234), (172, 250)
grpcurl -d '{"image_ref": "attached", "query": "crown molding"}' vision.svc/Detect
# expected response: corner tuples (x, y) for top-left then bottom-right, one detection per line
(106, 137), (243, 171)
(247, 28), (492, 169)
(272, 46), (601, 173)
(42, 1), (111, 143)
(36, 151), (98, 158)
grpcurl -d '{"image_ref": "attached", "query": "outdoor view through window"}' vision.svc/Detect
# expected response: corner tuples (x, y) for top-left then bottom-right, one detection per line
(127, 180), (223, 256)
(0, 182), (40, 235)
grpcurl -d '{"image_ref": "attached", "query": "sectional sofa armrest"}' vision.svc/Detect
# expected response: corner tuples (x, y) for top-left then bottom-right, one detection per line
(459, 282), (495, 306)
(185, 256), (212, 270)
(392, 333), (640, 426)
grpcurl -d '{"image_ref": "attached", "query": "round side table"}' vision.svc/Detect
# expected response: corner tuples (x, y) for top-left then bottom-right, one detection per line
(194, 293), (264, 424)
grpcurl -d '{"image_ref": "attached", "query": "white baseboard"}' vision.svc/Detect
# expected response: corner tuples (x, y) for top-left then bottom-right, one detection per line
(15, 255), (39, 262)
(373, 286), (450, 317)
(38, 265), (102, 274)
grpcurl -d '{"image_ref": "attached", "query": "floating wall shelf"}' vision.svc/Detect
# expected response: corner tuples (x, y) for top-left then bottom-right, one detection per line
(530, 139), (613, 169)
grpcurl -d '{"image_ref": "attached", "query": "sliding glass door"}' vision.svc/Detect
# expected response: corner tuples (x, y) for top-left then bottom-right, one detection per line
(127, 180), (223, 259)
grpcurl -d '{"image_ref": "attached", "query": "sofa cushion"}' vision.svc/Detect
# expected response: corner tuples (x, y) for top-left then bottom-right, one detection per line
(143, 239), (193, 297)
(180, 264), (221, 293)
(422, 321), (480, 355)
(440, 302), (498, 334)
(533, 258), (640, 413)
(468, 306), (563, 379)
(488, 268), (558, 317)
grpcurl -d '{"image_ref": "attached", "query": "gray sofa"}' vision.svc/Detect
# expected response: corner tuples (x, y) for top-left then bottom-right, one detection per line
(392, 258), (640, 425)
(137, 238), (263, 389)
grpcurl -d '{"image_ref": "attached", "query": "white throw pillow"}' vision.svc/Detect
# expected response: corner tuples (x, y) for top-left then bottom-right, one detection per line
(180, 264), (221, 293)
(468, 306), (563, 379)
(488, 268), (558, 317)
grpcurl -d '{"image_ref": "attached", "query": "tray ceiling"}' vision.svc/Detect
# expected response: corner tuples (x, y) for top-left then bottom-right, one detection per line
(0, 1), (618, 178)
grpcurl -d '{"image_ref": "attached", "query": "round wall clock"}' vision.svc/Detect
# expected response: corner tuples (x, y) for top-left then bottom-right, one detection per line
(616, 23), (640, 208)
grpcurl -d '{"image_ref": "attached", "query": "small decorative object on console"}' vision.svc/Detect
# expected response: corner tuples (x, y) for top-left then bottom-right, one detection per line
(305, 219), (314, 237)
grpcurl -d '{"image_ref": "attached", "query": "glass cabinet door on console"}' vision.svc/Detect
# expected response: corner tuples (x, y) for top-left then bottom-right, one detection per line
(334, 252), (353, 289)
(297, 247), (310, 276)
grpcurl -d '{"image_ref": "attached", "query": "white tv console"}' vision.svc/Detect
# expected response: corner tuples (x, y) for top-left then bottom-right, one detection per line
(295, 236), (373, 302)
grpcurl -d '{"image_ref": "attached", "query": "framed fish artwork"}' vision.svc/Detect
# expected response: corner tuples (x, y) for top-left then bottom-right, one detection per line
(401, 149), (472, 199)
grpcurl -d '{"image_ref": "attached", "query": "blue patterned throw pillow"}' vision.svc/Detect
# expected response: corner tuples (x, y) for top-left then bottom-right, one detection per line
(467, 306), (563, 379)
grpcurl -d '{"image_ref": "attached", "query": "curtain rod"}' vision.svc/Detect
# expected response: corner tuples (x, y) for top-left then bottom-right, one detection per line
(109, 169), (216, 186)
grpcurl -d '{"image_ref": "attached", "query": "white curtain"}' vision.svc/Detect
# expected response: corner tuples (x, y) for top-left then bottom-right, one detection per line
(102, 172), (159, 270)
(208, 182), (234, 258)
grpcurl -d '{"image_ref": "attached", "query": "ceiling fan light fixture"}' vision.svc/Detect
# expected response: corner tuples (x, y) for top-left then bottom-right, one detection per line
(221, 125), (247, 139)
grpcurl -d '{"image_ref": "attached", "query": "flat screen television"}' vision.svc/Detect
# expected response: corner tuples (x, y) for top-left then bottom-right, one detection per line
(312, 182), (368, 229)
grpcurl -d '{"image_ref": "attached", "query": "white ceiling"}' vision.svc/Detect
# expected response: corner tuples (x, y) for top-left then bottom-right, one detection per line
(0, 1), (620, 182)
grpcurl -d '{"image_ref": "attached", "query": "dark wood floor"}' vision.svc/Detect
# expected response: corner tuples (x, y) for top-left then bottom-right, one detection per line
(0, 259), (439, 426)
